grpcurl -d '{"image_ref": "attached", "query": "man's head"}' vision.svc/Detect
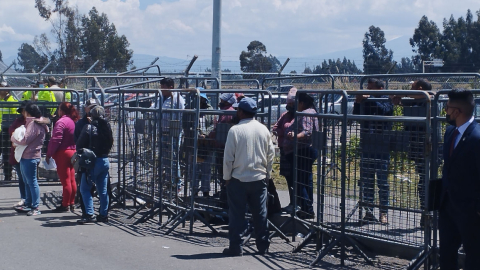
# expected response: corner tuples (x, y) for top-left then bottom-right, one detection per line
(0, 81), (9, 97)
(219, 93), (237, 108)
(199, 92), (210, 109)
(411, 79), (432, 91)
(84, 98), (100, 115)
(160, 78), (175, 98)
(235, 97), (257, 120)
(48, 76), (57, 87)
(446, 88), (474, 127)
(366, 78), (384, 90)
(90, 106), (105, 120)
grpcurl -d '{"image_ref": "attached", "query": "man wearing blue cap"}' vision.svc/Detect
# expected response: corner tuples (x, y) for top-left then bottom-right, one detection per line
(222, 97), (274, 256)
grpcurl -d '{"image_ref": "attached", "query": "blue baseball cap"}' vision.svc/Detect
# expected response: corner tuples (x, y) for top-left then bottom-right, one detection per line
(199, 92), (209, 102)
(235, 97), (257, 114)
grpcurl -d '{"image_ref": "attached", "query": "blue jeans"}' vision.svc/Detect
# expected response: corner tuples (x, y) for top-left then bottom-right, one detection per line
(80, 158), (109, 216)
(14, 164), (26, 200)
(20, 159), (40, 209)
(294, 147), (318, 214)
(360, 152), (390, 214)
(195, 155), (213, 193)
(226, 178), (269, 253)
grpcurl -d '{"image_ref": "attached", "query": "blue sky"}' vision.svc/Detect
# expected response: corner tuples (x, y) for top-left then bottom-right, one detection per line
(1, 0), (479, 72)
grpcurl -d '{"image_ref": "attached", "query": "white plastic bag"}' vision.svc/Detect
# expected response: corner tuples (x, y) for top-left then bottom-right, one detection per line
(13, 125), (27, 162)
(42, 157), (57, 170)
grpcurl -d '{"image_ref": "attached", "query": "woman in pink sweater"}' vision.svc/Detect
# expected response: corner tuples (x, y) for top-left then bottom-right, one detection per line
(11, 102), (50, 216)
(47, 102), (79, 212)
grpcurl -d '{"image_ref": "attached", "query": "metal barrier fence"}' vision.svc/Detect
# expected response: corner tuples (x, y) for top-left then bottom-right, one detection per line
(0, 88), (80, 183)
(360, 73), (480, 90)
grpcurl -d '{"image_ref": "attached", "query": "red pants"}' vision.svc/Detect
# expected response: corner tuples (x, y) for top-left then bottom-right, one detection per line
(53, 149), (77, 207)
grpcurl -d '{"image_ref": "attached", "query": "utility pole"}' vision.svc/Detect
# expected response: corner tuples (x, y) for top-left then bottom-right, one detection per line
(211, 0), (222, 89)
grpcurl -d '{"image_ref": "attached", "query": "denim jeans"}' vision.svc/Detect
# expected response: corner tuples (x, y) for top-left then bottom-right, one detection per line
(295, 147), (318, 214)
(80, 158), (109, 216)
(360, 152), (390, 214)
(226, 178), (270, 253)
(20, 158), (40, 209)
(14, 164), (26, 200)
(195, 155), (213, 193)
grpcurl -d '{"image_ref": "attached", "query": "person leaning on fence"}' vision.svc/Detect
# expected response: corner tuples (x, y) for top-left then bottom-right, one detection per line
(222, 97), (274, 256)
(74, 98), (100, 218)
(157, 78), (185, 191)
(283, 92), (319, 219)
(391, 79), (433, 228)
(11, 102), (50, 216)
(8, 101), (27, 208)
(207, 93), (237, 201)
(46, 102), (79, 213)
(438, 89), (480, 269)
(195, 91), (215, 197)
(272, 87), (297, 212)
(354, 78), (394, 225)
(76, 106), (113, 224)
(0, 81), (19, 181)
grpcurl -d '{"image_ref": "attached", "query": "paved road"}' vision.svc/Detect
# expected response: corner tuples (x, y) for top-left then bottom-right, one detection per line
(0, 186), (320, 270)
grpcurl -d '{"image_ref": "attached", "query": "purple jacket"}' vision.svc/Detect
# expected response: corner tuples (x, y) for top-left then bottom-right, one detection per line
(47, 115), (76, 157)
(11, 117), (50, 159)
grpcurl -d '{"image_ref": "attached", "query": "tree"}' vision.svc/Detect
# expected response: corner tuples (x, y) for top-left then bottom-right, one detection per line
(395, 57), (417, 73)
(17, 43), (48, 72)
(409, 16), (442, 68)
(362, 25), (394, 74)
(81, 7), (133, 72)
(239, 41), (274, 72)
(310, 57), (361, 74)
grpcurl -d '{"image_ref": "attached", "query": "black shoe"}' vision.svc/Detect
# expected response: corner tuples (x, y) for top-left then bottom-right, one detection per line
(258, 247), (269, 255)
(69, 205), (75, 213)
(222, 248), (242, 257)
(77, 215), (96, 224)
(96, 215), (109, 223)
(52, 205), (69, 213)
(297, 211), (315, 220)
(361, 212), (377, 223)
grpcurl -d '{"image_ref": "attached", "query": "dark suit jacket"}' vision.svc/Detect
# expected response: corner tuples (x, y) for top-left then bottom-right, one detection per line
(441, 121), (480, 212)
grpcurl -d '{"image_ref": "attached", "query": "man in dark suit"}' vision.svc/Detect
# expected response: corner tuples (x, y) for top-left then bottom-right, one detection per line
(439, 89), (480, 269)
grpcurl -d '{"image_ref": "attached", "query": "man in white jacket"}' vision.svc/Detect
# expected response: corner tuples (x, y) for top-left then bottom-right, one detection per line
(222, 97), (274, 256)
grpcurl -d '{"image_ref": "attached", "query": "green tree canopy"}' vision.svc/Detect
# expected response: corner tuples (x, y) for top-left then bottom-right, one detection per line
(362, 25), (394, 74)
(239, 41), (279, 72)
(17, 43), (48, 72)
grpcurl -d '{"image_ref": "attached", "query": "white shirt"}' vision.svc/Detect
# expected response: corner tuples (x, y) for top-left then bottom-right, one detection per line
(160, 92), (185, 130)
(223, 118), (275, 182)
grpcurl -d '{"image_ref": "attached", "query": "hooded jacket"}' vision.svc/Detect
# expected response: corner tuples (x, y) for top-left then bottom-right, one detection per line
(11, 116), (50, 159)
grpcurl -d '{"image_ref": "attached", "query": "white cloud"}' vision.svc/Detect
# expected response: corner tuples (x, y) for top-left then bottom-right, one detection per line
(1, 0), (479, 64)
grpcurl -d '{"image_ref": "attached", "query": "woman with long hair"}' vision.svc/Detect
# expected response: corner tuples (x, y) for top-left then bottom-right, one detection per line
(76, 106), (113, 224)
(47, 102), (79, 212)
(11, 102), (50, 216)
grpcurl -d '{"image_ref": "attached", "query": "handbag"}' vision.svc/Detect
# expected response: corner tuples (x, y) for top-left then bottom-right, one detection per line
(72, 124), (97, 170)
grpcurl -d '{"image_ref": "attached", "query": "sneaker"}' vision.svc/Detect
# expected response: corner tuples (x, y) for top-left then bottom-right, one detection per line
(52, 205), (69, 213)
(282, 204), (300, 214)
(222, 248), (243, 257)
(27, 208), (41, 216)
(96, 215), (109, 223)
(13, 200), (25, 208)
(361, 211), (377, 223)
(77, 215), (96, 224)
(379, 213), (388, 224)
(15, 206), (32, 213)
(69, 205), (75, 213)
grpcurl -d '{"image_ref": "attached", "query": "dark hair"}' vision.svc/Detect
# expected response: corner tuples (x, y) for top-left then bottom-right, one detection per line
(92, 118), (114, 153)
(415, 79), (432, 90)
(297, 92), (316, 110)
(448, 88), (474, 117)
(59, 102), (79, 121)
(367, 78), (385, 89)
(24, 102), (42, 118)
(160, 78), (175, 88)
(48, 76), (57, 85)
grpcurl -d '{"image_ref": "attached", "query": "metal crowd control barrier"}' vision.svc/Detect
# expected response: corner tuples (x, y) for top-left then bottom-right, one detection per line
(160, 89), (274, 235)
(0, 88), (80, 183)
(360, 73), (480, 90)
(333, 90), (431, 268)
(221, 79), (260, 89)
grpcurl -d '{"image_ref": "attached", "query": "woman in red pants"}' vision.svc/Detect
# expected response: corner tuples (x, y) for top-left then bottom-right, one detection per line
(47, 102), (79, 212)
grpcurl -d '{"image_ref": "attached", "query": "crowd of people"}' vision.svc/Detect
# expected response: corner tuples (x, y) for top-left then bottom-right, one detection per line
(0, 80), (112, 223)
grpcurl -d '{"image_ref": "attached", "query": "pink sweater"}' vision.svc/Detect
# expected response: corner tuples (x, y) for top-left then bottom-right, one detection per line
(47, 115), (76, 157)
(11, 117), (50, 159)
